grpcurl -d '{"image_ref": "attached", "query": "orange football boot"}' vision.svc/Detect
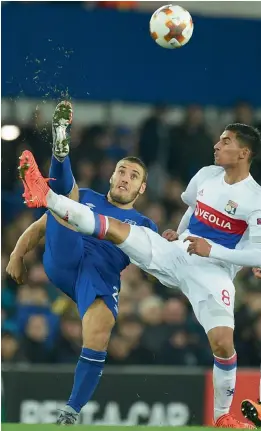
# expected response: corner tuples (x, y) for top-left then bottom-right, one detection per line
(215, 413), (256, 428)
(242, 399), (261, 428)
(18, 150), (51, 208)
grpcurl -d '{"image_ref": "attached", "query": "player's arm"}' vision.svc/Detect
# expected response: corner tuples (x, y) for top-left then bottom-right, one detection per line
(177, 206), (194, 234)
(6, 213), (47, 284)
(180, 166), (212, 207)
(185, 236), (261, 267)
(174, 167), (209, 235)
(162, 206), (194, 241)
(209, 210), (261, 267)
(209, 242), (261, 267)
(185, 210), (261, 267)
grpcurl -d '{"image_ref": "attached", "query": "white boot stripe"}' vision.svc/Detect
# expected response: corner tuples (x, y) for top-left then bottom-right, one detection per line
(80, 355), (105, 363)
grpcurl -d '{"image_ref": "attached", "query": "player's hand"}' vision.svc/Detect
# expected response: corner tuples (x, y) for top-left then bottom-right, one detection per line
(252, 267), (261, 279)
(162, 229), (179, 242)
(6, 254), (27, 284)
(184, 236), (212, 257)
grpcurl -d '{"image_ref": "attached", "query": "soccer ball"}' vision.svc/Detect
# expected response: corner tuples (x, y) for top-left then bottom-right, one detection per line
(149, 4), (194, 49)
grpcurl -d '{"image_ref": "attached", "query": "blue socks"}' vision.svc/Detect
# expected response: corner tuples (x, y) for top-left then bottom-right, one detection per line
(49, 155), (74, 195)
(67, 347), (107, 413)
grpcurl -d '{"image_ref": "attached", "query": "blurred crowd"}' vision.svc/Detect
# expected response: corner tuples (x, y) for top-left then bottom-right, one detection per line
(2, 101), (261, 367)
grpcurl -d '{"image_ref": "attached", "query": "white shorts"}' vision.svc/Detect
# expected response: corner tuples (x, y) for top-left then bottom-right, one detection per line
(118, 226), (235, 333)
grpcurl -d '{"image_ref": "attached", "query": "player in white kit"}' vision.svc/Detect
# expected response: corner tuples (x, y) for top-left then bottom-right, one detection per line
(19, 123), (261, 428)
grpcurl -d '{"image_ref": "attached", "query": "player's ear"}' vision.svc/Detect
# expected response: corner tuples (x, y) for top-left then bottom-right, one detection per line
(110, 170), (116, 184)
(240, 147), (250, 160)
(139, 182), (146, 195)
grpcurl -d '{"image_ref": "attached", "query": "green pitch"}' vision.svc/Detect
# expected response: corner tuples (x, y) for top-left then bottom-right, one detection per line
(0, 426), (240, 431)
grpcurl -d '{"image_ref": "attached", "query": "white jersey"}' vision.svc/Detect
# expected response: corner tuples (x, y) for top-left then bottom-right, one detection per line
(114, 167), (261, 333)
(180, 165), (261, 276)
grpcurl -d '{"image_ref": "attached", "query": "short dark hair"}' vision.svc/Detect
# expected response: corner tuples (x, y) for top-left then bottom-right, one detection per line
(225, 123), (261, 161)
(120, 156), (148, 182)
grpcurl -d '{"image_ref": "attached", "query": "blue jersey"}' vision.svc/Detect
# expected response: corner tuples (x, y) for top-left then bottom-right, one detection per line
(43, 188), (157, 320)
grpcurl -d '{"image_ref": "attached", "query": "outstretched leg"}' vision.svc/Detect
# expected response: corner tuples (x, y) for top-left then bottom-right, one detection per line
(19, 149), (164, 273)
(19, 149), (130, 244)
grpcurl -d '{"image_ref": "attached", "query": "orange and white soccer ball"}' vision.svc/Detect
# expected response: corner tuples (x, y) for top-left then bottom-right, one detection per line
(150, 4), (194, 49)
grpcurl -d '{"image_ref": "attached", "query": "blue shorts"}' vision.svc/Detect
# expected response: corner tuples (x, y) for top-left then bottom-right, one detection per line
(43, 214), (119, 319)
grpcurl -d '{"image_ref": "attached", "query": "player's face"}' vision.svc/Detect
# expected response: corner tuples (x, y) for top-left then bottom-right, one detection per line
(109, 161), (146, 205)
(214, 130), (250, 168)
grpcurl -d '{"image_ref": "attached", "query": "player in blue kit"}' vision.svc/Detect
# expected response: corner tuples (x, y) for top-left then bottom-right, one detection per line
(6, 102), (157, 425)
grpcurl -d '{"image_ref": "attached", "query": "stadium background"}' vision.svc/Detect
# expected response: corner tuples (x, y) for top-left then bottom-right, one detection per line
(1, 0), (261, 427)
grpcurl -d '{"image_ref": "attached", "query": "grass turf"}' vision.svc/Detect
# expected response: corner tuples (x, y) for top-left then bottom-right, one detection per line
(0, 426), (242, 431)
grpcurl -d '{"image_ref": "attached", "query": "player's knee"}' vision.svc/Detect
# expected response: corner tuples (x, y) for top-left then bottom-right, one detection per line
(207, 326), (234, 358)
(83, 329), (111, 351)
(82, 299), (115, 351)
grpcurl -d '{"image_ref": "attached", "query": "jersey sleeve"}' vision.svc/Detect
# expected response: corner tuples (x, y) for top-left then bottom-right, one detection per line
(143, 218), (158, 233)
(210, 242), (261, 267)
(181, 167), (208, 207)
(248, 210), (261, 243)
(177, 206), (194, 235)
(181, 166), (222, 207)
(79, 188), (90, 203)
(209, 209), (261, 267)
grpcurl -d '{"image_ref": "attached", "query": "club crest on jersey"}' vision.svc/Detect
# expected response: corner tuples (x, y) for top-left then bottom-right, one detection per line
(198, 189), (204, 196)
(224, 200), (238, 215)
(124, 219), (137, 225)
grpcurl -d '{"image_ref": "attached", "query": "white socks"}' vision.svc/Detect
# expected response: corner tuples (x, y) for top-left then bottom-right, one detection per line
(46, 189), (108, 238)
(213, 352), (237, 422)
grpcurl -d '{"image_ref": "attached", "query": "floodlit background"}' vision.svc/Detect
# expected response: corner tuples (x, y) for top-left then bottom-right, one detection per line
(1, 1), (261, 426)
